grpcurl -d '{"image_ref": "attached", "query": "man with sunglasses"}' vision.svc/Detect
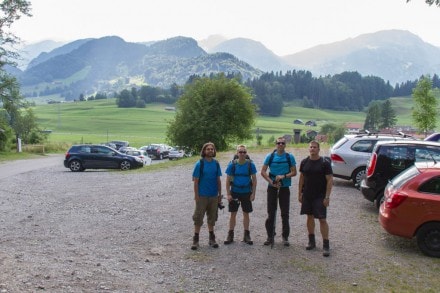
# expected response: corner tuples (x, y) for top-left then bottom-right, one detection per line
(261, 137), (297, 247)
(224, 145), (257, 245)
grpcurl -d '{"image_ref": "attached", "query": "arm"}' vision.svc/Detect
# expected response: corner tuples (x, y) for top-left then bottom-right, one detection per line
(217, 176), (222, 203)
(323, 174), (333, 207)
(250, 173), (257, 201)
(226, 175), (233, 202)
(298, 173), (304, 203)
(261, 164), (276, 187)
(193, 177), (200, 202)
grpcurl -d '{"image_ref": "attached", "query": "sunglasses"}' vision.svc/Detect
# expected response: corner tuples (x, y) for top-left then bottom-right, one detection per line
(238, 151), (247, 154)
(276, 142), (286, 145)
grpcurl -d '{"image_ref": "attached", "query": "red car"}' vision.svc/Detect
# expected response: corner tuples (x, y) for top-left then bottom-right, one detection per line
(379, 162), (440, 257)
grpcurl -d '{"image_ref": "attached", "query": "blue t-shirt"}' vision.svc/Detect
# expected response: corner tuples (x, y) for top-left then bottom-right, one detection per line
(225, 160), (257, 194)
(263, 152), (296, 187)
(192, 159), (222, 197)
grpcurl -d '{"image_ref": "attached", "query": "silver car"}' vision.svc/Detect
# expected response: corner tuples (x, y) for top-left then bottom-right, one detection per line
(330, 133), (414, 185)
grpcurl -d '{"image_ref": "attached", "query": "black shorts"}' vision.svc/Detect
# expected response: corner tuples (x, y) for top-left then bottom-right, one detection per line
(228, 192), (253, 213)
(300, 196), (327, 219)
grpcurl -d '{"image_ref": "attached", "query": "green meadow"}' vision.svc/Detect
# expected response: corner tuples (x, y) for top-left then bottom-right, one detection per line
(31, 96), (432, 148)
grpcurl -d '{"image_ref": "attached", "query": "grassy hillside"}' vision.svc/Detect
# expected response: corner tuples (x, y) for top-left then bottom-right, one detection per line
(31, 96), (431, 148)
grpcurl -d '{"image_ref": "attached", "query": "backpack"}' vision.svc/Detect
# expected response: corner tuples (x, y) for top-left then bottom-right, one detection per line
(300, 156), (331, 173)
(229, 158), (253, 190)
(267, 149), (292, 170)
(197, 158), (220, 181)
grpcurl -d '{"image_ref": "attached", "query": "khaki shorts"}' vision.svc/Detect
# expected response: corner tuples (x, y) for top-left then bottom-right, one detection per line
(192, 196), (218, 226)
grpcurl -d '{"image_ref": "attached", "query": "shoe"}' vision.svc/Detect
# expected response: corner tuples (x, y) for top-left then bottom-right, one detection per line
(243, 230), (253, 245)
(209, 233), (219, 248)
(306, 234), (316, 250)
(224, 230), (234, 245)
(323, 239), (330, 257)
(282, 237), (290, 247)
(191, 235), (199, 250)
(263, 238), (273, 246)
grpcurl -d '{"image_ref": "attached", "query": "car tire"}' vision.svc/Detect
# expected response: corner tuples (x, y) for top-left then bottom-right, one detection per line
(120, 160), (131, 171)
(375, 192), (385, 209)
(416, 222), (440, 257)
(352, 167), (366, 185)
(69, 160), (83, 172)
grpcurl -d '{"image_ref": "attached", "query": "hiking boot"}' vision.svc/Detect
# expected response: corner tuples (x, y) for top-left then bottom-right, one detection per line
(282, 237), (290, 247)
(306, 234), (316, 250)
(323, 239), (330, 257)
(263, 237), (273, 246)
(243, 230), (253, 245)
(209, 232), (219, 248)
(224, 230), (234, 245)
(191, 234), (199, 250)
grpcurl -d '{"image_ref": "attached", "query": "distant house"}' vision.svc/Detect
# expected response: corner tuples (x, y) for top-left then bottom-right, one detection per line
(306, 130), (318, 139)
(293, 119), (303, 125)
(305, 120), (317, 127)
(345, 122), (363, 134)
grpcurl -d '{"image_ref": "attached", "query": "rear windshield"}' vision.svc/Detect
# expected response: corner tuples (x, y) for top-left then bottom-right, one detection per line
(332, 137), (349, 149)
(390, 165), (419, 188)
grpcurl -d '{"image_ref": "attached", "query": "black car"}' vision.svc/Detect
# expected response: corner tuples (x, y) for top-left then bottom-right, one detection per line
(64, 144), (144, 172)
(145, 144), (170, 160)
(360, 140), (440, 208)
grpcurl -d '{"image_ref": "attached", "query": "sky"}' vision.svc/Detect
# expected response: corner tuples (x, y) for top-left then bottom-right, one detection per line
(11, 0), (440, 56)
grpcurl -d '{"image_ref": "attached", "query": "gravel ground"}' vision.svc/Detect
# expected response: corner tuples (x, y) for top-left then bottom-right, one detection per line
(0, 149), (439, 292)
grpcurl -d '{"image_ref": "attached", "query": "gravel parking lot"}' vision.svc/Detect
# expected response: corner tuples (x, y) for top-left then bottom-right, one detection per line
(0, 149), (438, 292)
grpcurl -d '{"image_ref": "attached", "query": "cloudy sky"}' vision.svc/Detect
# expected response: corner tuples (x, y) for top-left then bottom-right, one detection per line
(12, 0), (440, 56)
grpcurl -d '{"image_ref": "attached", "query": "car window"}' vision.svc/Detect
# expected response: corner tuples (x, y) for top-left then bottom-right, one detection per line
(351, 140), (377, 153)
(80, 146), (91, 153)
(381, 146), (413, 171)
(332, 137), (349, 149)
(415, 146), (440, 162)
(418, 176), (440, 194)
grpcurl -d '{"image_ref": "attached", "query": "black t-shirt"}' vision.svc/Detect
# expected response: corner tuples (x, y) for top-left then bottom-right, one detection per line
(300, 157), (332, 199)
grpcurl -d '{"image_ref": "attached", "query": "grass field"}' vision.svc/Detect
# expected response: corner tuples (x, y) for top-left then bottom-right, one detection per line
(30, 95), (438, 149)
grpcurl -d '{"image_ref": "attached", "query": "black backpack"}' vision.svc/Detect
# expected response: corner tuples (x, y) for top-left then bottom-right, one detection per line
(197, 158), (220, 181)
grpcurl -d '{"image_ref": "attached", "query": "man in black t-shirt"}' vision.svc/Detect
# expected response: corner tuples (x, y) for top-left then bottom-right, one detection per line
(298, 141), (333, 257)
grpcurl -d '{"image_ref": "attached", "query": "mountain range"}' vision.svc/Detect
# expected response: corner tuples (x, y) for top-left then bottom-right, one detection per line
(10, 29), (440, 100)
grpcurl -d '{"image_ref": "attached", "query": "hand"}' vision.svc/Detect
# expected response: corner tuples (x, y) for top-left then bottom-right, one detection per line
(298, 194), (303, 203)
(227, 194), (233, 202)
(250, 193), (255, 202)
(194, 194), (200, 202)
(323, 198), (330, 207)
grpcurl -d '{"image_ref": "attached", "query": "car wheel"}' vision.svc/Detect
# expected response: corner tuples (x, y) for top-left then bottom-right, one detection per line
(375, 192), (385, 209)
(120, 160), (131, 171)
(416, 222), (440, 257)
(352, 167), (366, 185)
(69, 160), (83, 172)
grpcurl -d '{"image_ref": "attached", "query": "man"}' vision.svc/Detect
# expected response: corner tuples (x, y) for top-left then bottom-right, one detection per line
(298, 140), (333, 257)
(191, 142), (222, 250)
(224, 145), (257, 245)
(261, 137), (297, 247)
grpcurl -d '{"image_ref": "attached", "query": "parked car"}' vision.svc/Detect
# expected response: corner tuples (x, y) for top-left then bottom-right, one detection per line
(330, 133), (414, 185)
(124, 149), (152, 165)
(64, 144), (144, 172)
(360, 140), (440, 208)
(118, 146), (137, 153)
(108, 140), (129, 150)
(102, 142), (117, 150)
(379, 162), (440, 257)
(425, 132), (440, 142)
(145, 144), (170, 160)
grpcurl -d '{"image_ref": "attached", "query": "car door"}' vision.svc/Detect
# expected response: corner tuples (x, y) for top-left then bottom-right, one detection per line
(95, 146), (120, 168)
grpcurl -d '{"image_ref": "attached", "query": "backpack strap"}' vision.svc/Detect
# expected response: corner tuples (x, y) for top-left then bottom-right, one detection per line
(199, 158), (219, 181)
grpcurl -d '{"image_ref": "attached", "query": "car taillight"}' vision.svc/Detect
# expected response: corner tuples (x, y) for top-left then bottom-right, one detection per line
(366, 153), (377, 177)
(384, 191), (407, 209)
(65, 152), (71, 159)
(330, 154), (345, 163)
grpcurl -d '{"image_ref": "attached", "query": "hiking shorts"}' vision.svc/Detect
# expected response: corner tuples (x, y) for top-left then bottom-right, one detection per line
(300, 195), (327, 219)
(193, 196), (218, 226)
(228, 192), (253, 213)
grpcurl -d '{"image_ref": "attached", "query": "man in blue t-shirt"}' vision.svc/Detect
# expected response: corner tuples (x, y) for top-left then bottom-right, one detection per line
(224, 145), (257, 245)
(261, 137), (297, 247)
(191, 142), (222, 250)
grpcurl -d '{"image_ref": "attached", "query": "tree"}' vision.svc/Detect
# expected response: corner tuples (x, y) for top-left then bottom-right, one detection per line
(406, 0), (440, 7)
(380, 99), (397, 129)
(412, 76), (438, 136)
(166, 74), (256, 152)
(364, 101), (381, 131)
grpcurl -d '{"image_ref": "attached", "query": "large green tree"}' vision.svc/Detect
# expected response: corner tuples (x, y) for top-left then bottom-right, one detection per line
(364, 101), (382, 131)
(380, 99), (397, 129)
(412, 76), (438, 136)
(166, 74), (256, 152)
